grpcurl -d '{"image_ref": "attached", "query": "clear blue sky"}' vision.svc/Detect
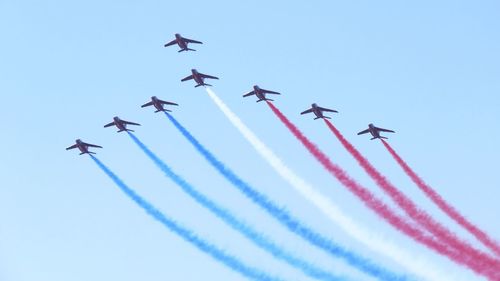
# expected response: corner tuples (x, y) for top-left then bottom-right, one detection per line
(1, 1), (499, 280)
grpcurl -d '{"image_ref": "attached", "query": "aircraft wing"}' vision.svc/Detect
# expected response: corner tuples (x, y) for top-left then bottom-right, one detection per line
(181, 75), (194, 81)
(123, 120), (141, 126)
(243, 90), (256, 97)
(159, 99), (178, 106)
(141, 101), (154, 108)
(104, 122), (115, 128)
(164, 39), (177, 47)
(319, 107), (338, 113)
(184, 38), (203, 44)
(357, 128), (370, 135)
(200, 73), (219, 80)
(262, 89), (280, 95)
(376, 127), (395, 133)
(84, 143), (103, 148)
(300, 108), (314, 115)
(66, 144), (78, 150)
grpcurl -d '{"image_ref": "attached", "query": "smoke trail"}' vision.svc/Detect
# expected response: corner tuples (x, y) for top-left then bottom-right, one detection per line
(163, 112), (405, 281)
(323, 120), (500, 270)
(205, 87), (453, 281)
(265, 101), (498, 280)
(89, 155), (282, 281)
(127, 132), (347, 281)
(381, 139), (500, 257)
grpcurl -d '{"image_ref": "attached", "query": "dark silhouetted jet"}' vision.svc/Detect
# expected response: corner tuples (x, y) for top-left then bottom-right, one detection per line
(66, 139), (102, 155)
(164, 33), (202, 52)
(141, 96), (178, 113)
(104, 117), (141, 132)
(243, 85), (280, 102)
(301, 103), (338, 120)
(358, 123), (395, 140)
(181, 69), (219, 87)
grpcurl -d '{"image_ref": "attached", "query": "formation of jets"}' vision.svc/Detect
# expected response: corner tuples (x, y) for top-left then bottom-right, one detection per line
(67, 33), (395, 155)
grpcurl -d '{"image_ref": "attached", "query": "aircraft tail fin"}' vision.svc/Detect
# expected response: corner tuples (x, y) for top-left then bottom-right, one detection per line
(155, 109), (172, 113)
(195, 83), (211, 87)
(257, 98), (274, 103)
(324, 116), (332, 119)
(118, 129), (135, 133)
(178, 48), (196, 52)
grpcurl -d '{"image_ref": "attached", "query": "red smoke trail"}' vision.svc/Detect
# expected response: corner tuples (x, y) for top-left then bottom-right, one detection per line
(323, 119), (500, 269)
(381, 139), (500, 257)
(266, 101), (500, 279)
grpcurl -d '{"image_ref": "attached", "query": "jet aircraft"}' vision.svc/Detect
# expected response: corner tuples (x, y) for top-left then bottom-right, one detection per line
(358, 123), (395, 140)
(104, 117), (141, 132)
(300, 103), (338, 119)
(181, 69), (219, 87)
(164, 33), (202, 52)
(141, 96), (178, 113)
(243, 85), (280, 102)
(66, 139), (102, 155)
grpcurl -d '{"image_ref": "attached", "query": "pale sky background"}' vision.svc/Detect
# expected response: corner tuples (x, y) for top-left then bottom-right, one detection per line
(1, 1), (499, 281)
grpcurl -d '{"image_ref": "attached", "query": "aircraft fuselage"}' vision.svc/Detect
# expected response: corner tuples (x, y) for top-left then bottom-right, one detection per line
(75, 139), (90, 154)
(253, 86), (267, 101)
(191, 69), (205, 85)
(113, 117), (127, 131)
(151, 96), (165, 112)
(311, 103), (324, 119)
(175, 34), (188, 50)
(368, 123), (381, 139)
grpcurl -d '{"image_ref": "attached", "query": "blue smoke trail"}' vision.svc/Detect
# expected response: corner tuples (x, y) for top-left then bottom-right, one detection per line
(90, 155), (282, 281)
(164, 112), (408, 281)
(127, 132), (347, 281)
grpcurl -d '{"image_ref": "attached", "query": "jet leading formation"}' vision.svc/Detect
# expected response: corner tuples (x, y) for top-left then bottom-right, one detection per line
(164, 33), (203, 52)
(67, 33), (395, 155)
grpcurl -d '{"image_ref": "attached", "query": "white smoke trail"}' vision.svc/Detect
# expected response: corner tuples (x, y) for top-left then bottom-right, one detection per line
(206, 88), (457, 281)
